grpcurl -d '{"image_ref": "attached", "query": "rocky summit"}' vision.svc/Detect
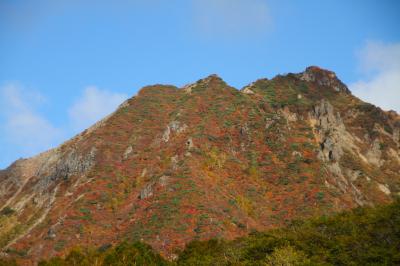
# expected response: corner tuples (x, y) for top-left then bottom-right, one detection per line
(0, 66), (399, 264)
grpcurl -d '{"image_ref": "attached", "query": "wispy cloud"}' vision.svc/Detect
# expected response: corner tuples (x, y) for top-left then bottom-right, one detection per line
(192, 0), (272, 39)
(0, 83), (63, 157)
(0, 83), (127, 167)
(68, 86), (127, 132)
(350, 41), (400, 112)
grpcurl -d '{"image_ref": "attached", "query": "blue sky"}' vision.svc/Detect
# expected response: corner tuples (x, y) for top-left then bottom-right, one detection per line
(1, 0), (399, 168)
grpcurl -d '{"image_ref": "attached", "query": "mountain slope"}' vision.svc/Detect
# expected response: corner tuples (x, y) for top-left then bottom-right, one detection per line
(36, 199), (400, 266)
(0, 66), (399, 264)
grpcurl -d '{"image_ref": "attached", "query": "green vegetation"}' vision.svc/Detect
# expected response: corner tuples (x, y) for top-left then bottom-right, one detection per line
(356, 102), (393, 136)
(0, 258), (17, 266)
(35, 200), (400, 265)
(38, 242), (168, 266)
(0, 207), (15, 216)
(178, 200), (400, 265)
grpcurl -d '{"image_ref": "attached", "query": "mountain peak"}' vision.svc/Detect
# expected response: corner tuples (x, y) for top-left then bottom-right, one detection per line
(205, 73), (222, 80)
(182, 74), (228, 93)
(297, 66), (351, 94)
(1, 69), (399, 264)
(200, 74), (226, 86)
(305, 65), (334, 74)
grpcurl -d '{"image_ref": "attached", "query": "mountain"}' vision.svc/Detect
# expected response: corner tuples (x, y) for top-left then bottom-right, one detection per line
(0, 66), (399, 264)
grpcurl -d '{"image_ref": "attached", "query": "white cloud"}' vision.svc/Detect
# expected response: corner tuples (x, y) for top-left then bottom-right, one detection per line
(68, 86), (127, 132)
(0, 83), (63, 157)
(357, 41), (400, 74)
(192, 0), (272, 38)
(0, 83), (127, 167)
(350, 41), (400, 112)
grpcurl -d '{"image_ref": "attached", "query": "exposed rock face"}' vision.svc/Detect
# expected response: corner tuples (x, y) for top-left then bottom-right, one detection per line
(182, 83), (195, 94)
(392, 127), (399, 147)
(280, 106), (298, 123)
(139, 182), (154, 199)
(378, 183), (391, 195)
(308, 97), (400, 207)
(123, 146), (133, 159)
(37, 147), (96, 183)
(47, 228), (56, 240)
(241, 86), (255, 94)
(186, 138), (194, 149)
(0, 67), (399, 264)
(298, 66), (351, 94)
(309, 100), (373, 206)
(158, 175), (169, 187)
(0, 142), (96, 261)
(162, 121), (188, 143)
(366, 139), (383, 167)
(310, 99), (345, 162)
